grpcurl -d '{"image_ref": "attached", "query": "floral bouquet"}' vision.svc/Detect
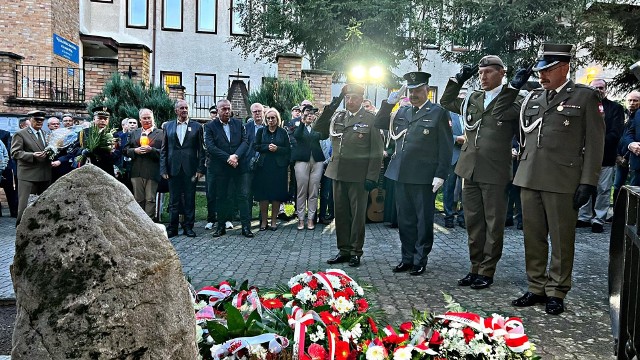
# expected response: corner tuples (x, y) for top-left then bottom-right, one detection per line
(43, 126), (83, 160)
(75, 125), (116, 165)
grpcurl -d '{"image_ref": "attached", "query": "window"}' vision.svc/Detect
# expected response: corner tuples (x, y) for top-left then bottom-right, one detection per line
(163, 0), (183, 31)
(127, 0), (148, 28)
(161, 71), (182, 92)
(197, 0), (217, 33)
(231, 0), (248, 35)
(193, 73), (216, 113)
(428, 86), (438, 103)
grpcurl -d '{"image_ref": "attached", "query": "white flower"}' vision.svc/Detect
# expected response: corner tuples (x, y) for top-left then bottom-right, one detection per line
(310, 333), (319, 342)
(366, 345), (386, 360)
(195, 325), (203, 343)
(393, 346), (413, 360)
(206, 335), (214, 345)
(194, 300), (207, 311)
(315, 326), (326, 340)
(327, 275), (342, 289)
(250, 345), (268, 360)
(295, 286), (317, 303)
(340, 328), (352, 342)
(333, 296), (354, 314)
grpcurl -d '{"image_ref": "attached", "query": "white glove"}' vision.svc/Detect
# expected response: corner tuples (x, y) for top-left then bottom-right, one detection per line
(432, 177), (444, 193)
(387, 85), (407, 104)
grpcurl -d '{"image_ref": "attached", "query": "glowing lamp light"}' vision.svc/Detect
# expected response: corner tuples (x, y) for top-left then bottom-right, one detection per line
(351, 66), (366, 82)
(369, 66), (383, 81)
(140, 135), (150, 147)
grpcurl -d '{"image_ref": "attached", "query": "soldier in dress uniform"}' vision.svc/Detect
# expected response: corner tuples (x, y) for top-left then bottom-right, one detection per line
(314, 84), (384, 267)
(497, 43), (605, 315)
(375, 72), (453, 276)
(440, 56), (523, 289)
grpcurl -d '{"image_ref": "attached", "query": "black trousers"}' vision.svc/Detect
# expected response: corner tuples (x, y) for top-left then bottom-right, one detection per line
(168, 169), (196, 230)
(216, 170), (251, 228)
(395, 182), (436, 267)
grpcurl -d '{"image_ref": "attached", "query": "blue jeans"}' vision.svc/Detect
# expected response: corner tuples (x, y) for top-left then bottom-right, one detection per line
(443, 164), (463, 221)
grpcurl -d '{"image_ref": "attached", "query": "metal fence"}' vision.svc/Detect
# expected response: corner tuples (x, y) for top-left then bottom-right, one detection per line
(185, 94), (223, 119)
(610, 185), (640, 358)
(15, 64), (85, 103)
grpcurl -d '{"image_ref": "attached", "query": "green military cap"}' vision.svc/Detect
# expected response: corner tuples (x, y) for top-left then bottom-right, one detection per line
(403, 71), (431, 89)
(27, 110), (46, 120)
(91, 105), (111, 117)
(478, 55), (505, 69)
(533, 43), (574, 71)
(341, 83), (365, 96)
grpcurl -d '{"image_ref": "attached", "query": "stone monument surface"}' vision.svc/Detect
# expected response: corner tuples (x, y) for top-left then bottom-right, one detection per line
(11, 165), (197, 359)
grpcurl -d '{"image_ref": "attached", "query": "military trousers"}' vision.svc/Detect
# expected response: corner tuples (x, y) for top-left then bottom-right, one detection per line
(462, 178), (508, 277)
(395, 182), (436, 267)
(520, 188), (577, 299)
(16, 179), (50, 225)
(333, 180), (368, 257)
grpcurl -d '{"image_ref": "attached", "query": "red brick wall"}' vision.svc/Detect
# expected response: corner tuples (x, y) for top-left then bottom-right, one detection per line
(302, 70), (334, 108)
(84, 57), (118, 101)
(0, 0), (53, 64)
(51, 0), (80, 68)
(118, 46), (151, 86)
(276, 53), (303, 81)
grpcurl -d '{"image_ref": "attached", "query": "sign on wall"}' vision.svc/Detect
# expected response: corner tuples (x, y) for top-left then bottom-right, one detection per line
(52, 34), (79, 64)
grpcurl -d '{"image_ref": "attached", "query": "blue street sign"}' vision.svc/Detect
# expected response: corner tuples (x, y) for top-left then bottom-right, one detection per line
(52, 34), (79, 64)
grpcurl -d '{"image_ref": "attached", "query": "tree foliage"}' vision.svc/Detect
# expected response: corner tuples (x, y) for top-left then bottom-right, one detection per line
(87, 73), (175, 129)
(247, 78), (314, 123)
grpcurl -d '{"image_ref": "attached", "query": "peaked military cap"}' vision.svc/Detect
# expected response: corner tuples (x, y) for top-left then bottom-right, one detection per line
(291, 105), (301, 111)
(209, 105), (218, 112)
(302, 104), (319, 114)
(403, 71), (431, 89)
(478, 55), (505, 69)
(27, 110), (46, 120)
(341, 83), (365, 96)
(533, 43), (574, 71)
(91, 105), (111, 117)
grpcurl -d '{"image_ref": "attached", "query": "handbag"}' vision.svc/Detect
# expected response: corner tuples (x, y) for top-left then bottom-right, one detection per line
(249, 153), (262, 171)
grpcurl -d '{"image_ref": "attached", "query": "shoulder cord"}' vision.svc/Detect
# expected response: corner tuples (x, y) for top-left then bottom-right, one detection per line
(518, 91), (543, 155)
(388, 109), (407, 148)
(461, 91), (483, 148)
(329, 112), (345, 138)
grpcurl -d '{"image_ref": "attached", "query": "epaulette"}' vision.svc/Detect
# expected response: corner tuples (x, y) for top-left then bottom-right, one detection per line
(574, 83), (602, 99)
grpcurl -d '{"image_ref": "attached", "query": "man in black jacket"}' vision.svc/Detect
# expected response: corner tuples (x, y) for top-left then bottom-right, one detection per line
(577, 79), (624, 233)
(204, 99), (253, 238)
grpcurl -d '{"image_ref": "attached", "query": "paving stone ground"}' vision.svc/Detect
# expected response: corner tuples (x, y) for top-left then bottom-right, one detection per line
(0, 209), (617, 359)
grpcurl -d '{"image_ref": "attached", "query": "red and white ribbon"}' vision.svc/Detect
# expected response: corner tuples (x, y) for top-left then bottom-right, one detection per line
(287, 305), (323, 359)
(198, 282), (232, 305)
(503, 317), (530, 352)
(212, 333), (289, 360)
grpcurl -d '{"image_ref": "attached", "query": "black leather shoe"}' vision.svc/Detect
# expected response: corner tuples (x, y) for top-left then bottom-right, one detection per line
(505, 218), (514, 227)
(516, 222), (523, 230)
(457, 219), (465, 228)
(184, 228), (196, 237)
(167, 229), (178, 238)
(457, 273), (477, 286)
(392, 263), (412, 273)
(470, 275), (493, 289)
(545, 297), (565, 315)
(212, 228), (226, 237)
(409, 265), (425, 276)
(327, 254), (350, 264)
(242, 227), (254, 238)
(576, 220), (591, 228)
(512, 292), (548, 307)
(348, 256), (361, 267)
(444, 218), (455, 228)
(591, 223), (604, 233)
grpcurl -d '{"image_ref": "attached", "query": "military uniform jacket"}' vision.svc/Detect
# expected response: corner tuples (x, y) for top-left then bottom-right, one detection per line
(441, 79), (521, 185)
(10, 127), (52, 182)
(314, 107), (383, 183)
(499, 81), (605, 193)
(375, 100), (453, 184)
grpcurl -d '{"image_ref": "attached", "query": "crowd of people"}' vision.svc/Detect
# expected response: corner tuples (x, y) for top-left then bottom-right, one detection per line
(3, 41), (640, 316)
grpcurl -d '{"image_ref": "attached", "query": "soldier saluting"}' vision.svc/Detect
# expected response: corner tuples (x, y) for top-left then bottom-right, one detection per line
(375, 72), (453, 276)
(497, 43), (605, 315)
(314, 84), (384, 268)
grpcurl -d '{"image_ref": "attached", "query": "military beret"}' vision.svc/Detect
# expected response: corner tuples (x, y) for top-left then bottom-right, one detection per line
(478, 55), (505, 69)
(91, 105), (111, 117)
(533, 43), (574, 71)
(403, 71), (431, 89)
(341, 83), (365, 96)
(27, 110), (46, 120)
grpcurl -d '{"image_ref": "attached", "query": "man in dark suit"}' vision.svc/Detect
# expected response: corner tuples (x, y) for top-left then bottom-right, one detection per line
(375, 72), (453, 276)
(442, 110), (465, 229)
(10, 110), (52, 225)
(501, 43), (605, 315)
(315, 84), (384, 267)
(0, 128), (18, 217)
(125, 108), (164, 219)
(577, 79), (623, 233)
(613, 91), (640, 203)
(204, 99), (253, 238)
(160, 100), (206, 238)
(441, 56), (523, 289)
(245, 102), (265, 215)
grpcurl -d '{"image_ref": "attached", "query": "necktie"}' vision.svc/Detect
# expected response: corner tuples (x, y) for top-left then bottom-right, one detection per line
(413, 106), (420, 114)
(36, 131), (44, 147)
(547, 90), (557, 103)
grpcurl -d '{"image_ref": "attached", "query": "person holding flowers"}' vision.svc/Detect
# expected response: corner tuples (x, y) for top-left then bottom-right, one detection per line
(73, 106), (118, 177)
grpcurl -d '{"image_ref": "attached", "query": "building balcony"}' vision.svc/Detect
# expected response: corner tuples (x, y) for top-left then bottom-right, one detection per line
(13, 64), (85, 105)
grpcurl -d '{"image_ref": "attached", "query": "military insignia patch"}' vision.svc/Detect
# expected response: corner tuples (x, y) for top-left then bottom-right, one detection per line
(423, 129), (429, 135)
(564, 120), (570, 126)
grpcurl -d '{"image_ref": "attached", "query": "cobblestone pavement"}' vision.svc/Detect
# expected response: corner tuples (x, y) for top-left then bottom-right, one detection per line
(0, 211), (616, 359)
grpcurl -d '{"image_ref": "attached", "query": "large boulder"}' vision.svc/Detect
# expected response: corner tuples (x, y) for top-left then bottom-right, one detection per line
(11, 165), (198, 359)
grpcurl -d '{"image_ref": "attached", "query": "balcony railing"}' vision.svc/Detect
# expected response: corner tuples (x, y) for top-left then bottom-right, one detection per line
(610, 185), (640, 358)
(15, 64), (85, 103)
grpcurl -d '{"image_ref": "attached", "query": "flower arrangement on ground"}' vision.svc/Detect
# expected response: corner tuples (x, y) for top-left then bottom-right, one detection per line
(193, 270), (539, 360)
